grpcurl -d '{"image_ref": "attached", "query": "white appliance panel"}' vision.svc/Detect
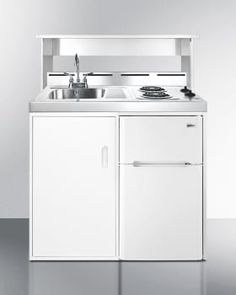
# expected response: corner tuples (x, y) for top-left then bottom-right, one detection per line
(120, 116), (202, 164)
(120, 165), (203, 260)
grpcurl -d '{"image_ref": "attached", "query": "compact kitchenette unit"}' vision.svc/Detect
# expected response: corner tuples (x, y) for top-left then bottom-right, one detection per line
(29, 35), (207, 261)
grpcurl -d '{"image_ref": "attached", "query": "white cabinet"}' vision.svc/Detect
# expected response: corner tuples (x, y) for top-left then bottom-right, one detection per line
(31, 115), (117, 259)
(120, 116), (203, 260)
(30, 114), (204, 261)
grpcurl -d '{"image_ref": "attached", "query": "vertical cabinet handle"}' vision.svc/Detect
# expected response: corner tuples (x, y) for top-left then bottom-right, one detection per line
(101, 146), (108, 168)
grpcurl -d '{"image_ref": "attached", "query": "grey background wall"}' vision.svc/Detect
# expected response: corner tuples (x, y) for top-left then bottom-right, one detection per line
(0, 0), (235, 218)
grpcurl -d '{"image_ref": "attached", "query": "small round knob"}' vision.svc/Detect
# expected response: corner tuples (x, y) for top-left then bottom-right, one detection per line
(185, 91), (196, 98)
(180, 86), (189, 93)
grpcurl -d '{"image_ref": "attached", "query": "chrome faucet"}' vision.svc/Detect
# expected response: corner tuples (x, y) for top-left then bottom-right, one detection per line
(65, 55), (93, 88)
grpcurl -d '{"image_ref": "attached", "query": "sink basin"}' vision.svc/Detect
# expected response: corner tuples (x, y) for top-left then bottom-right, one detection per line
(49, 88), (105, 100)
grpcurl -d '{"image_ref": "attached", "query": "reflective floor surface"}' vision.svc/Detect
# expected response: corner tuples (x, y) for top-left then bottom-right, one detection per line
(0, 219), (236, 295)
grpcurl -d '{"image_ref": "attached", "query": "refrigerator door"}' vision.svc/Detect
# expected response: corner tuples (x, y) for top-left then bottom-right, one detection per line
(120, 116), (202, 164)
(120, 164), (203, 260)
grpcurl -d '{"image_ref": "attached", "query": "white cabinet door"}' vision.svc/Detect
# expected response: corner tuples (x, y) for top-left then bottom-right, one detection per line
(120, 116), (202, 163)
(120, 165), (202, 260)
(31, 116), (117, 258)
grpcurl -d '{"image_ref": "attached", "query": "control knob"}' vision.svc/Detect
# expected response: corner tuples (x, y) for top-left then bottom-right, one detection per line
(185, 90), (196, 98)
(180, 86), (189, 93)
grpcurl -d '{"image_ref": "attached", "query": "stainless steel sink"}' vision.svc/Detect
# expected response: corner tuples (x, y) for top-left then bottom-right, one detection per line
(49, 88), (105, 100)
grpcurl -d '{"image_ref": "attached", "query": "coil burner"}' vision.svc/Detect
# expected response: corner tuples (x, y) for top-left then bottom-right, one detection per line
(138, 86), (172, 99)
(139, 86), (166, 92)
(142, 92), (171, 99)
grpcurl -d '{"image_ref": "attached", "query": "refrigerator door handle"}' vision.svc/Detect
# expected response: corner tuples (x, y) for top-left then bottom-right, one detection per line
(132, 161), (202, 167)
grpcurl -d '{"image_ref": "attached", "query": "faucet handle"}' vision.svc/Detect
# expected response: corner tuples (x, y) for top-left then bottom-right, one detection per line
(83, 72), (93, 77)
(83, 72), (93, 81)
(64, 72), (74, 78)
(67, 74), (74, 88)
(82, 72), (93, 88)
(69, 75), (74, 82)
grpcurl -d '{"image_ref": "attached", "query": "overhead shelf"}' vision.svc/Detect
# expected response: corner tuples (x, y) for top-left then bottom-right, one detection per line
(37, 34), (198, 39)
(40, 35), (195, 57)
(38, 35), (196, 88)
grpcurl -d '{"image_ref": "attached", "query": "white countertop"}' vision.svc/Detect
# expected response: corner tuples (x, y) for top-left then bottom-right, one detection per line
(30, 86), (207, 113)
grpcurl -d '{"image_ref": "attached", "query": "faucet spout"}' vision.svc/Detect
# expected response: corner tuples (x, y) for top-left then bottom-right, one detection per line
(75, 54), (80, 82)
